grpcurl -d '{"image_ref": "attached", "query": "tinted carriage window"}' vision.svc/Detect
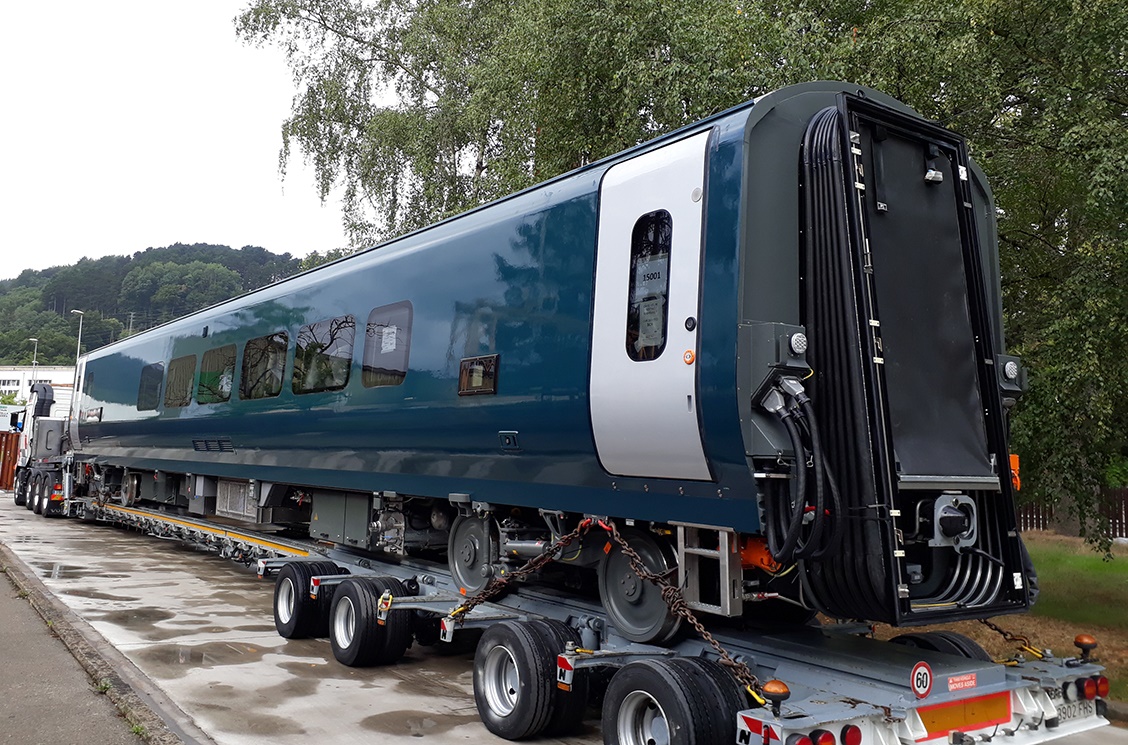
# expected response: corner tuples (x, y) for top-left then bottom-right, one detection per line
(241, 332), (288, 400)
(363, 301), (412, 387)
(197, 344), (236, 404)
(293, 315), (355, 394)
(137, 363), (164, 411)
(626, 209), (673, 361)
(164, 355), (197, 408)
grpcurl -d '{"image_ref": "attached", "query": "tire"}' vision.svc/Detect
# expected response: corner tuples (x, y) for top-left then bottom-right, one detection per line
(330, 577), (406, 667)
(26, 474), (40, 511)
(364, 576), (414, 664)
(32, 475), (45, 514)
(601, 658), (718, 745)
(528, 619), (590, 737)
(473, 620), (557, 740)
(273, 561), (340, 639)
(669, 658), (745, 745)
(13, 472), (27, 506)
(890, 631), (991, 661)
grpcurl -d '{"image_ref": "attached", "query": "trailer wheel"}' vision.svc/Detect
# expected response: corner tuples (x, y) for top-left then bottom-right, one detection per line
(669, 658), (744, 745)
(473, 620), (556, 739)
(597, 527), (682, 644)
(364, 576), (413, 664)
(528, 619), (590, 737)
(890, 631), (991, 661)
(330, 577), (405, 667)
(273, 561), (340, 639)
(601, 658), (715, 745)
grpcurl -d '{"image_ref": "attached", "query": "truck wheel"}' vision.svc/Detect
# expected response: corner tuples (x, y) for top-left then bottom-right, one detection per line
(890, 631), (991, 661)
(13, 472), (27, 506)
(32, 475), (45, 515)
(669, 658), (745, 745)
(528, 619), (590, 737)
(273, 561), (340, 639)
(26, 474), (40, 511)
(330, 577), (392, 667)
(601, 659), (714, 745)
(365, 576), (413, 664)
(473, 620), (556, 739)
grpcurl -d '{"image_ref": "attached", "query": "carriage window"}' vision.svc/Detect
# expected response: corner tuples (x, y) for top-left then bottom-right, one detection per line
(362, 301), (412, 387)
(164, 355), (197, 408)
(626, 209), (673, 361)
(241, 332), (288, 400)
(137, 363), (164, 411)
(197, 344), (237, 404)
(293, 315), (355, 394)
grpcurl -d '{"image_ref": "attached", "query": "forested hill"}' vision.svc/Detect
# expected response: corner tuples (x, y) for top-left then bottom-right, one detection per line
(0, 243), (302, 365)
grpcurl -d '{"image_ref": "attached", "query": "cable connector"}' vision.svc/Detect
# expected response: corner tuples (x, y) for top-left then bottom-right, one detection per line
(778, 377), (810, 404)
(760, 389), (787, 415)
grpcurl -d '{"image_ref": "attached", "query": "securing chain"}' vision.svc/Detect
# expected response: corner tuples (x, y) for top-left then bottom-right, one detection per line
(449, 517), (597, 620)
(450, 516), (769, 706)
(599, 519), (768, 706)
(978, 617), (1046, 660)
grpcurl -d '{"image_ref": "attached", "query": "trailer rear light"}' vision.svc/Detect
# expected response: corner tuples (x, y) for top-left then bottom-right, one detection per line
(1094, 676), (1110, 698)
(1080, 677), (1098, 701)
(810, 729), (836, 745)
(785, 736), (813, 745)
(840, 724), (863, 745)
(1062, 680), (1079, 702)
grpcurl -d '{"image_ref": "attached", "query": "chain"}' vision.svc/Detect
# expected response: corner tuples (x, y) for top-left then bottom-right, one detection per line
(600, 519), (767, 704)
(449, 517), (596, 620)
(449, 516), (770, 704)
(978, 617), (1046, 659)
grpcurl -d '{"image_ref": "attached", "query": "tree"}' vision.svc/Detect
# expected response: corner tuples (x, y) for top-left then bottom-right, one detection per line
(120, 261), (244, 322)
(238, 0), (1127, 542)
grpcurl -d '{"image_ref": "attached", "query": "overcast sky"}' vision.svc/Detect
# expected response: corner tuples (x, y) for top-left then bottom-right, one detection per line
(0, 1), (348, 281)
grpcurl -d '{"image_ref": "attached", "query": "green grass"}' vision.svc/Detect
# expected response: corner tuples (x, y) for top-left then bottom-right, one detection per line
(1025, 539), (1128, 629)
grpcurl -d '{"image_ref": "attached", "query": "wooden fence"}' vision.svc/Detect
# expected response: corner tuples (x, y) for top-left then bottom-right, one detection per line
(1017, 489), (1128, 539)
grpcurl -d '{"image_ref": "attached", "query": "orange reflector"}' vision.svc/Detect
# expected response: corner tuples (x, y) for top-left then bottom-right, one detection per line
(917, 691), (1010, 740)
(1009, 453), (1021, 491)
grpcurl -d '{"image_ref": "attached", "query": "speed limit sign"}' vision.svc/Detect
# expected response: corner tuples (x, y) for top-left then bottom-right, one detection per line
(911, 661), (933, 699)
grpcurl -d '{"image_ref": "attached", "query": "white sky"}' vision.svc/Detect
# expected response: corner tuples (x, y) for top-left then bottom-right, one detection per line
(0, 1), (348, 281)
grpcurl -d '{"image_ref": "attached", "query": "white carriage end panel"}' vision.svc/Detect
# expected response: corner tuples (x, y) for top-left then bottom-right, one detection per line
(590, 131), (712, 481)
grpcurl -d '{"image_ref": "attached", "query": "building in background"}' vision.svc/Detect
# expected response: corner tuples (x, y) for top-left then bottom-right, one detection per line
(0, 366), (76, 419)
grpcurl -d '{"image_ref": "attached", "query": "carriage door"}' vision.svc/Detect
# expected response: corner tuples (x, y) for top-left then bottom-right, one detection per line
(590, 131), (712, 481)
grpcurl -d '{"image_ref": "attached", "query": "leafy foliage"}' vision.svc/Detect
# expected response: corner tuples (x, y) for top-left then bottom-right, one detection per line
(0, 244), (303, 364)
(238, 0), (1127, 541)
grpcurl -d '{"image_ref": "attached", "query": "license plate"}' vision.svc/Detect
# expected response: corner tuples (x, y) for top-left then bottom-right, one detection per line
(1056, 700), (1095, 723)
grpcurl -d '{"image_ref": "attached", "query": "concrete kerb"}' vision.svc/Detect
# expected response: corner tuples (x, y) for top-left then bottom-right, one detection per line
(0, 542), (203, 745)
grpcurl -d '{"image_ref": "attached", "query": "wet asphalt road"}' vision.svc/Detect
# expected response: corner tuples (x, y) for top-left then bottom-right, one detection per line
(0, 494), (1123, 745)
(0, 496), (597, 745)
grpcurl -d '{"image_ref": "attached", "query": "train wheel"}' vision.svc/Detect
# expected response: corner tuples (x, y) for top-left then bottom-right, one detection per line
(449, 516), (498, 595)
(273, 561), (340, 639)
(528, 619), (590, 737)
(597, 528), (682, 644)
(473, 620), (556, 740)
(601, 658), (715, 745)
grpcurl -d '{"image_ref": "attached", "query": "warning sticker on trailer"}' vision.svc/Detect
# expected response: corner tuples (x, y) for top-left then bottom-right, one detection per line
(947, 673), (977, 692)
